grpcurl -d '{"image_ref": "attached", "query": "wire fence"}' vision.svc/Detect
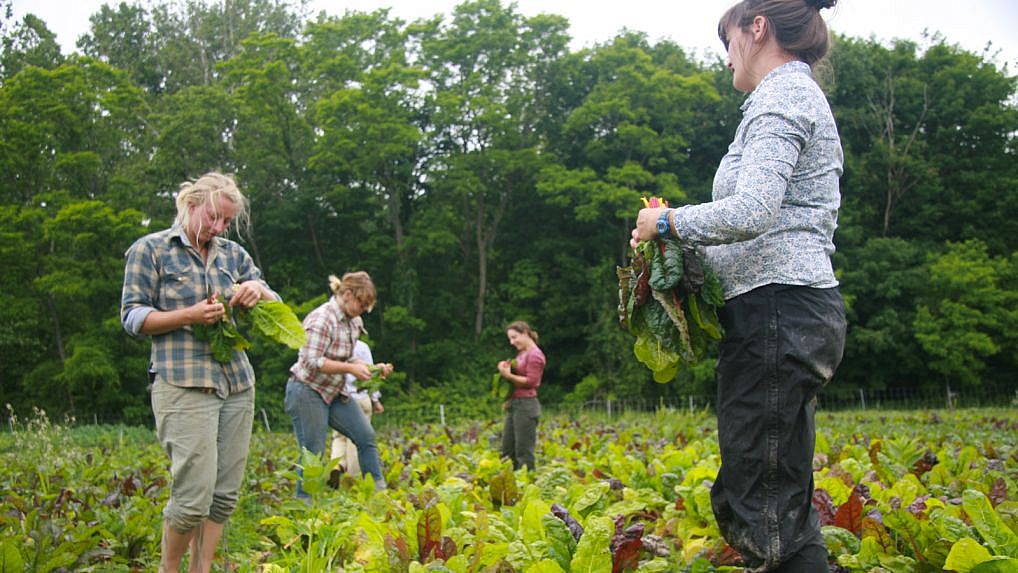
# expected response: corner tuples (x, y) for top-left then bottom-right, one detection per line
(3, 383), (1015, 433)
(368, 383), (1018, 429)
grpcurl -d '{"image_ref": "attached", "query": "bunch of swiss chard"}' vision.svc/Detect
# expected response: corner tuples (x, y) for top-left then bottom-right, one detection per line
(193, 294), (306, 363)
(617, 211), (724, 382)
(490, 359), (517, 398)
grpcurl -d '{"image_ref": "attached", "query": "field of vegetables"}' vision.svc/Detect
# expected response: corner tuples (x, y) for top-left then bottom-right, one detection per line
(1, 407), (1016, 572)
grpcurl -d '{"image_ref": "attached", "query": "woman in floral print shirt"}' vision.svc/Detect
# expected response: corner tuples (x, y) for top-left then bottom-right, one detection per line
(632, 1), (846, 571)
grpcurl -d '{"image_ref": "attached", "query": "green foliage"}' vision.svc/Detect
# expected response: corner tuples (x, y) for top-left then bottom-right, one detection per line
(194, 296), (305, 364)
(0, 0), (1016, 420)
(249, 300), (307, 350)
(0, 13), (62, 79)
(913, 240), (1018, 387)
(618, 238), (723, 383)
(1, 408), (1015, 570)
(191, 295), (252, 364)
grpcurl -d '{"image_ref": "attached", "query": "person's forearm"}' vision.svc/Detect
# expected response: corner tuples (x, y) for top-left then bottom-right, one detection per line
(140, 308), (195, 336)
(319, 358), (353, 376)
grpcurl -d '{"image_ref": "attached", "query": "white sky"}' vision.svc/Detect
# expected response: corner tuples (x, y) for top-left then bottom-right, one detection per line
(9, 0), (1018, 69)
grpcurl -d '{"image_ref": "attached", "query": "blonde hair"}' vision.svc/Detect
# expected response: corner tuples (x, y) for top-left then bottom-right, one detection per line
(507, 320), (539, 344)
(174, 172), (250, 236)
(329, 271), (377, 312)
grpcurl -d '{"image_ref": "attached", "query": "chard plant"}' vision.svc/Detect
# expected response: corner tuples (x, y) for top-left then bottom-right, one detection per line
(1, 409), (1015, 571)
(617, 197), (724, 382)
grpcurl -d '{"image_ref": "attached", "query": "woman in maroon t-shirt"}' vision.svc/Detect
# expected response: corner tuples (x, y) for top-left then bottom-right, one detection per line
(496, 321), (546, 470)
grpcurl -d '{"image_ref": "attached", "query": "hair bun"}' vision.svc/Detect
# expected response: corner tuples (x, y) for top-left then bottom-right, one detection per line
(806, 0), (837, 10)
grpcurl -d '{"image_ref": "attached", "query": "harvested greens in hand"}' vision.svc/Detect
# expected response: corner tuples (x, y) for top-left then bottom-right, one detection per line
(617, 199), (724, 382)
(193, 295), (306, 363)
(356, 364), (388, 394)
(491, 359), (517, 398)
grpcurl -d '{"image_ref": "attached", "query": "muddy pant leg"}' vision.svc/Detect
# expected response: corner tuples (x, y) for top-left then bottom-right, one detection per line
(711, 285), (845, 572)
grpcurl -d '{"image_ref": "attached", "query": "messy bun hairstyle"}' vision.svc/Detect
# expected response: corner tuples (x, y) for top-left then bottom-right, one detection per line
(328, 272), (377, 312)
(718, 0), (837, 66)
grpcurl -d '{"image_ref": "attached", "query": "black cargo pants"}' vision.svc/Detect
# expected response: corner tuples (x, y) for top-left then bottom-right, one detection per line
(711, 284), (846, 573)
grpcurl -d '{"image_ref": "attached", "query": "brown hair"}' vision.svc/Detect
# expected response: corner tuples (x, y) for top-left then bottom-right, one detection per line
(174, 172), (250, 236)
(328, 272), (377, 312)
(718, 0), (837, 66)
(506, 320), (539, 344)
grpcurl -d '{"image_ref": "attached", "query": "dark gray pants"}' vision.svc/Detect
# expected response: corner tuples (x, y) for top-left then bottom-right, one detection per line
(711, 284), (846, 573)
(501, 397), (541, 470)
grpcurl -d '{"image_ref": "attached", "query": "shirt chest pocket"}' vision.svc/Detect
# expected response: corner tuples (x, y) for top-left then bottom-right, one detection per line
(159, 262), (201, 308)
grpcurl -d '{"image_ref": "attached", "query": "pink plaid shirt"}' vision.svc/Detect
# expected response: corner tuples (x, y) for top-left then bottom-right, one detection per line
(289, 297), (365, 404)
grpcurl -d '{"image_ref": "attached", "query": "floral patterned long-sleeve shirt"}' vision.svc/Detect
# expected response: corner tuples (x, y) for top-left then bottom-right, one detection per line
(289, 297), (366, 405)
(672, 60), (843, 300)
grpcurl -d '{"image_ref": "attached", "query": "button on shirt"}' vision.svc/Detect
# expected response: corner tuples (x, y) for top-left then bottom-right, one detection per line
(673, 60), (843, 300)
(120, 225), (277, 397)
(289, 297), (366, 405)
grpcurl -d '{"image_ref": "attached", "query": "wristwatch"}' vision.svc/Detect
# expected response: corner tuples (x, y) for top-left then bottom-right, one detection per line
(656, 209), (673, 237)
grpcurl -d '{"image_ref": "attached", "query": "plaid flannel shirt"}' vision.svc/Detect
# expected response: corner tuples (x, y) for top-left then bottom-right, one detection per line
(120, 226), (276, 398)
(289, 297), (365, 405)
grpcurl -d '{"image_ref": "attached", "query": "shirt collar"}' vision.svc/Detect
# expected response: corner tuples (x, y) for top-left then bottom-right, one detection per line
(170, 224), (222, 256)
(741, 60), (812, 112)
(330, 296), (352, 322)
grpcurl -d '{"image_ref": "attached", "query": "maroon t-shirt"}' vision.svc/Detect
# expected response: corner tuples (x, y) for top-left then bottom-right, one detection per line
(511, 346), (546, 399)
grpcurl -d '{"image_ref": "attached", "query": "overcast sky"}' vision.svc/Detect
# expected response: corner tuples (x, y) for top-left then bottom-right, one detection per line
(10, 0), (1018, 69)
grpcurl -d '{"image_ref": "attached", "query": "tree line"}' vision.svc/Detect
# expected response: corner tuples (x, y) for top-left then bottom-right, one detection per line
(1, 0), (1015, 426)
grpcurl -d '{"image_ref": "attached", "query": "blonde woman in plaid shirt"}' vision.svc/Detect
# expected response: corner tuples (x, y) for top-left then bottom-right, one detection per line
(285, 272), (393, 499)
(121, 172), (279, 573)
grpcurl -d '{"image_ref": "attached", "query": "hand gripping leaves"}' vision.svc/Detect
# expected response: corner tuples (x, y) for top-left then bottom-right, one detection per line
(617, 197), (724, 382)
(193, 294), (307, 364)
(357, 364), (393, 394)
(490, 359), (517, 398)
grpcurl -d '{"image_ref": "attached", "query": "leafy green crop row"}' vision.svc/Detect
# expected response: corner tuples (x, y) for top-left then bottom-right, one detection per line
(0, 407), (1015, 571)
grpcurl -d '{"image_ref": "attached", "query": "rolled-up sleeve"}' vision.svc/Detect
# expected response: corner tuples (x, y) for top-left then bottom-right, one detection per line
(120, 239), (157, 337)
(299, 312), (332, 371)
(522, 352), (546, 389)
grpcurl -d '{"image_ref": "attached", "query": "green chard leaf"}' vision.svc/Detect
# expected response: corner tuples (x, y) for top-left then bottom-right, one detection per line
(648, 238), (683, 291)
(249, 300), (306, 349)
(542, 514), (577, 571)
(618, 235), (723, 383)
(357, 364), (395, 395)
(192, 297), (251, 364)
(650, 290), (694, 362)
(962, 489), (1018, 557)
(971, 558), (1018, 572)
(945, 538), (995, 572)
(569, 515), (613, 573)
(193, 297), (303, 364)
